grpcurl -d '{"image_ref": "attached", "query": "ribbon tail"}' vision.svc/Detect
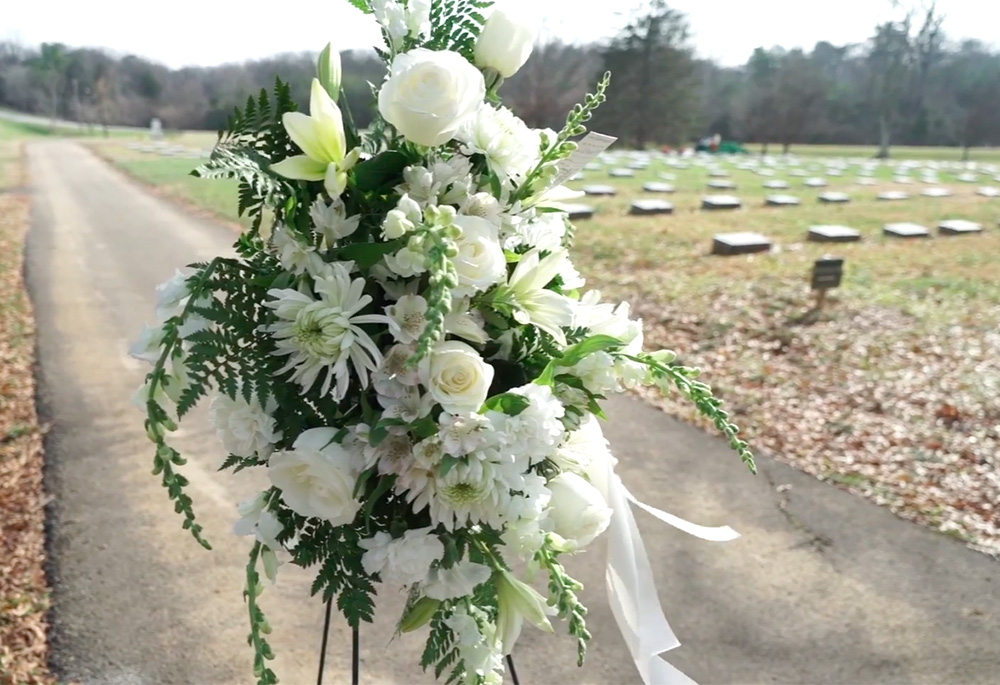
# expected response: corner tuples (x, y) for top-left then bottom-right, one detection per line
(623, 488), (740, 543)
(606, 468), (693, 685)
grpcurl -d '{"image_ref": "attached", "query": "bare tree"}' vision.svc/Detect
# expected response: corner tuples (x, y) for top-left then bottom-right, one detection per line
(503, 40), (599, 130)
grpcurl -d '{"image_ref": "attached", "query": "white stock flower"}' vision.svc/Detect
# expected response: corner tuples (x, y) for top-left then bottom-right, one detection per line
(209, 390), (282, 458)
(506, 248), (575, 345)
(271, 79), (361, 198)
(446, 605), (505, 684)
(264, 263), (388, 400)
(360, 527), (444, 586)
(452, 214), (507, 297)
(310, 198), (360, 246)
(386, 293), (428, 344)
(474, 6), (538, 78)
(383, 241), (428, 278)
(486, 383), (565, 466)
(420, 341), (495, 414)
(457, 105), (540, 182)
(234, 493), (285, 581)
(422, 560), (492, 600)
(267, 427), (362, 525)
(546, 472), (612, 551)
(405, 0), (431, 39)
(372, 0), (408, 50)
(271, 224), (326, 276)
(378, 49), (486, 147)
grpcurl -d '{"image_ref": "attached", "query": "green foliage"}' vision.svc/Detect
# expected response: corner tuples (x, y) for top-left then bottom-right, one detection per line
(425, 0), (493, 62)
(342, 0), (373, 13)
(536, 539), (590, 666)
(420, 604), (461, 680)
(295, 521), (377, 627)
(245, 543), (278, 685)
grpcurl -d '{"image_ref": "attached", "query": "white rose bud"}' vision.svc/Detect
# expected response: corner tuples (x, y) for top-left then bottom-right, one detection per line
(546, 472), (612, 550)
(451, 214), (507, 297)
(474, 7), (538, 79)
(378, 49), (486, 147)
(420, 341), (494, 414)
(267, 427), (362, 526)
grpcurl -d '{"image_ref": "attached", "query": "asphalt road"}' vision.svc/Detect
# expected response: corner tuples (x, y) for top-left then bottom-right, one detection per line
(27, 140), (999, 685)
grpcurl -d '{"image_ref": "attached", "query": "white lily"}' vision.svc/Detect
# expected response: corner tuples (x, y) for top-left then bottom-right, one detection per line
(271, 78), (361, 198)
(506, 247), (576, 345)
(495, 569), (553, 654)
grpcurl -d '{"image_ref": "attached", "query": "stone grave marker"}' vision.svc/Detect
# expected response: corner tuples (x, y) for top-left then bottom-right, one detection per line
(707, 179), (736, 190)
(583, 163), (602, 171)
(712, 232), (772, 255)
(702, 195), (742, 210)
(957, 172), (978, 182)
(765, 194), (801, 207)
(884, 222), (930, 238)
(805, 177), (827, 187)
(583, 185), (617, 196)
(877, 191), (909, 201)
(938, 219), (982, 235)
(856, 178), (877, 186)
(808, 225), (861, 243)
(920, 187), (952, 197)
(149, 117), (163, 140)
(790, 169), (808, 177)
(763, 179), (789, 189)
(708, 169), (729, 177)
(642, 182), (675, 193)
(818, 192), (850, 203)
(893, 176), (914, 184)
(976, 187), (1000, 197)
(629, 200), (674, 216)
(657, 172), (676, 181)
(609, 168), (634, 178)
(560, 204), (596, 220)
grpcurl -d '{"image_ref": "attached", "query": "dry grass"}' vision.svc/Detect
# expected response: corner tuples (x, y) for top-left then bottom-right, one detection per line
(0, 136), (54, 683)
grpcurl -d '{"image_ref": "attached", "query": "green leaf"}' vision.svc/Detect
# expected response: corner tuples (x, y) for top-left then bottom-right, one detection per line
(336, 239), (403, 269)
(481, 392), (531, 416)
(343, 0), (373, 13)
(362, 475), (397, 524)
(557, 334), (624, 368)
(352, 150), (410, 192)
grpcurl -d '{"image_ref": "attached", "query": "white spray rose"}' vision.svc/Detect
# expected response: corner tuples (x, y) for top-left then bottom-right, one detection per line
(378, 49), (486, 147)
(420, 340), (495, 414)
(267, 427), (362, 525)
(451, 214), (507, 297)
(474, 7), (538, 78)
(546, 472), (612, 550)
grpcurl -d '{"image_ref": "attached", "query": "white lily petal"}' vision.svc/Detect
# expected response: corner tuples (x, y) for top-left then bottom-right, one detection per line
(271, 155), (327, 181)
(310, 79), (347, 162)
(282, 111), (326, 162)
(324, 163), (348, 198)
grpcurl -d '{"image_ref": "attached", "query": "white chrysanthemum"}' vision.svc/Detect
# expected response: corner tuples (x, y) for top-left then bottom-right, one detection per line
(271, 224), (326, 276)
(360, 527), (444, 586)
(457, 105), (541, 182)
(310, 198), (360, 247)
(439, 412), (492, 456)
(264, 262), (388, 400)
(386, 293), (428, 344)
(416, 459), (512, 530)
(209, 391), (282, 458)
(422, 560), (492, 600)
(552, 414), (611, 474)
(487, 383), (566, 466)
(503, 213), (566, 252)
(558, 260), (585, 291)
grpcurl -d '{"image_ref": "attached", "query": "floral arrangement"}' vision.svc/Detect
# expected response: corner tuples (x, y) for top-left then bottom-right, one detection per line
(130, 1), (754, 683)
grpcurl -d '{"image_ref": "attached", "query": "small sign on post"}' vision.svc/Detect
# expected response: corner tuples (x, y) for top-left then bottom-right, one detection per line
(810, 256), (844, 310)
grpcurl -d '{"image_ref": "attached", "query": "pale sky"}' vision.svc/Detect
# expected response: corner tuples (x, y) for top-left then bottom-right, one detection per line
(4, 0), (999, 69)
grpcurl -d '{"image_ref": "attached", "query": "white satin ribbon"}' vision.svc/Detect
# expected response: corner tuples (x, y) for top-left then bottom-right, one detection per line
(605, 466), (739, 684)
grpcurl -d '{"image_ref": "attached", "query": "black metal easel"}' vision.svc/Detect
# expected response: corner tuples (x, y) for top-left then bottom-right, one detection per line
(316, 597), (519, 685)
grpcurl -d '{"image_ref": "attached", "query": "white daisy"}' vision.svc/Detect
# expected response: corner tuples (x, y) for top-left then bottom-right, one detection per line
(264, 262), (388, 399)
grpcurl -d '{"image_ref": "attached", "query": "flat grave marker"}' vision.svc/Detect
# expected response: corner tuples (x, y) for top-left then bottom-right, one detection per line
(976, 187), (1000, 198)
(877, 191), (910, 201)
(884, 222), (930, 238)
(805, 177), (828, 187)
(629, 200), (674, 216)
(707, 179), (737, 190)
(702, 195), (742, 210)
(642, 182), (675, 193)
(938, 219), (982, 235)
(561, 203), (596, 220)
(763, 180), (790, 189)
(609, 168), (635, 178)
(712, 232), (773, 255)
(818, 192), (850, 204)
(765, 194), (801, 207)
(582, 185), (617, 196)
(808, 225), (861, 242)
(920, 187), (952, 197)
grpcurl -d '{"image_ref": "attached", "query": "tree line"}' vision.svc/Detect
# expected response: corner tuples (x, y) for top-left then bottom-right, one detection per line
(2, 1), (997, 158)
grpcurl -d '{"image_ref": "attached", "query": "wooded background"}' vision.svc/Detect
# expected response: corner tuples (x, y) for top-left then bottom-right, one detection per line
(2, 1), (997, 158)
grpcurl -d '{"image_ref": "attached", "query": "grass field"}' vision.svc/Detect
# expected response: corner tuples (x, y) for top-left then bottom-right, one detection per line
(90, 135), (1000, 556)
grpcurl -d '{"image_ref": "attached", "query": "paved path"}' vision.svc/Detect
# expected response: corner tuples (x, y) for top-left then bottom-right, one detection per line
(27, 140), (998, 685)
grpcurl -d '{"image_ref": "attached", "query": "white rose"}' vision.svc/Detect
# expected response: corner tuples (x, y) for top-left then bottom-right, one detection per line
(267, 427), (362, 525)
(452, 214), (507, 297)
(474, 7), (538, 78)
(420, 341), (494, 414)
(546, 472), (612, 550)
(378, 49), (486, 147)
